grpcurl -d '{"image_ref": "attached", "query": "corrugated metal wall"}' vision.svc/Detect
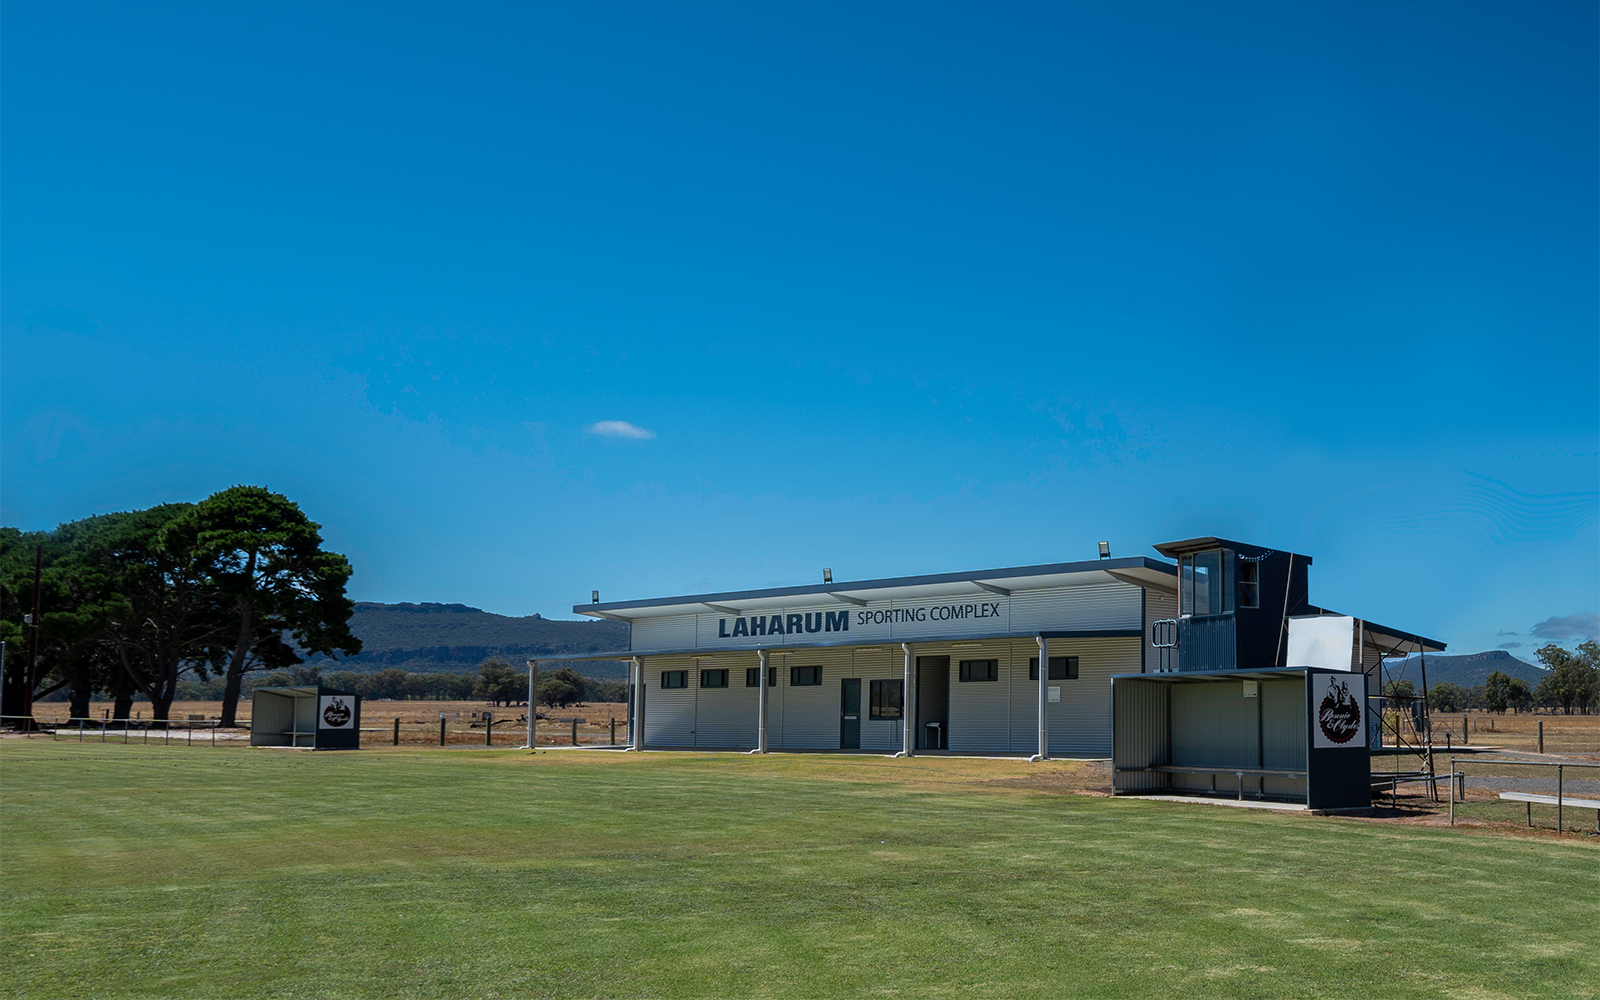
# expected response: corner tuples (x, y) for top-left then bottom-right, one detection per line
(1169, 680), (1255, 791)
(945, 640), (1013, 753)
(691, 654), (759, 748)
(1144, 587), (1178, 672)
(633, 599), (1145, 755)
(643, 655), (697, 747)
(771, 648), (853, 749)
(249, 691), (298, 747)
(1261, 678), (1308, 798)
(1112, 679), (1169, 792)
(1006, 584), (1142, 632)
(850, 648), (903, 752)
(632, 614), (698, 652)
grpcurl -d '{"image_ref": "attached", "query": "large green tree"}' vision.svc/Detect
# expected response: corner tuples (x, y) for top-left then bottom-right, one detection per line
(1534, 641), (1599, 715)
(98, 504), (230, 723)
(474, 658), (525, 707)
(183, 487), (361, 727)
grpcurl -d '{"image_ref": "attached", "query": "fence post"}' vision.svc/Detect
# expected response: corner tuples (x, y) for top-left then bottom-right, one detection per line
(393, 718), (400, 746)
(79, 719), (84, 742)
(486, 711), (493, 747)
(611, 717), (616, 745)
(571, 717), (578, 746)
(1538, 719), (1544, 754)
(1557, 765), (1563, 833)
(1463, 716), (1468, 744)
(440, 715), (446, 747)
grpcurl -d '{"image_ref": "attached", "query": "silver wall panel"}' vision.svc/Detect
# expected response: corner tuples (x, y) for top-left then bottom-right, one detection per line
(693, 654), (759, 749)
(1002, 637), (1139, 756)
(771, 648), (852, 749)
(644, 655), (697, 747)
(851, 648), (902, 752)
(1261, 677), (1307, 799)
(632, 615), (698, 652)
(1008, 583), (1141, 632)
(1170, 680), (1257, 769)
(1144, 587), (1178, 672)
(945, 641), (1014, 753)
(1112, 678), (1169, 792)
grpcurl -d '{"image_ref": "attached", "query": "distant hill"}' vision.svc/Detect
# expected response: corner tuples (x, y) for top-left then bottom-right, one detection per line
(304, 602), (631, 678)
(1381, 650), (1547, 689)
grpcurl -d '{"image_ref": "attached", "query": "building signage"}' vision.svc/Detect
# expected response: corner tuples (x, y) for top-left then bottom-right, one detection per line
(626, 583), (1144, 653)
(1310, 673), (1364, 749)
(319, 695), (355, 730)
(715, 601), (1003, 639)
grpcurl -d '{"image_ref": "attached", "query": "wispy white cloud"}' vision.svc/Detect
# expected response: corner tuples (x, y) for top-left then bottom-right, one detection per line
(586, 420), (656, 440)
(1498, 642), (1523, 649)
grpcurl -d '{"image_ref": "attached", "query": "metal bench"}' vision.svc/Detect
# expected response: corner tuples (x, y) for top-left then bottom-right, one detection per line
(1119, 765), (1306, 801)
(1499, 791), (1600, 832)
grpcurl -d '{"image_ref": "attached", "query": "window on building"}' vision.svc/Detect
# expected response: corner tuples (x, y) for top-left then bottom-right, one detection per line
(869, 679), (903, 719)
(790, 665), (821, 686)
(1236, 557), (1260, 609)
(958, 659), (998, 682)
(1029, 656), (1079, 680)
(745, 666), (778, 687)
(1180, 549), (1235, 617)
(700, 669), (728, 688)
(660, 670), (687, 689)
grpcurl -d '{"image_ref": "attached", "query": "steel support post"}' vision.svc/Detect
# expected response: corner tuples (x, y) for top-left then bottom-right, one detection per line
(754, 649), (769, 753)
(1034, 635), (1050, 761)
(630, 657), (643, 751)
(900, 643), (914, 757)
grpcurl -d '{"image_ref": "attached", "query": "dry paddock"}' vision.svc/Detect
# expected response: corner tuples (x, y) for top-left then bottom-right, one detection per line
(40, 699), (630, 747)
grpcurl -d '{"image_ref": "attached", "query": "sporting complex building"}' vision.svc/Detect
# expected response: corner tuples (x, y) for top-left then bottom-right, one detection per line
(545, 536), (1444, 797)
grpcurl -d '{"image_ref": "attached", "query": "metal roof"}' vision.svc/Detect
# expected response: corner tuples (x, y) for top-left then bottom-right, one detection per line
(530, 626), (1147, 662)
(573, 556), (1178, 620)
(1152, 537), (1313, 564)
(1303, 609), (1446, 654)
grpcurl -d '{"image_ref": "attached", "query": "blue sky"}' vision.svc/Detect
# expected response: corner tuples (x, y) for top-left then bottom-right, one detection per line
(4, 1), (1596, 657)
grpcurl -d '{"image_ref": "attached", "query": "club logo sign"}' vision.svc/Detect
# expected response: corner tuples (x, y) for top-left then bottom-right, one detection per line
(319, 695), (354, 730)
(1311, 673), (1363, 749)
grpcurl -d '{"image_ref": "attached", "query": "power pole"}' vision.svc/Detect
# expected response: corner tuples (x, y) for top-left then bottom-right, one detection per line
(22, 545), (42, 724)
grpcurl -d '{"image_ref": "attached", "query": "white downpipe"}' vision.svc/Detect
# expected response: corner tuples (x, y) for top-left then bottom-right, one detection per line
(749, 649), (769, 754)
(898, 642), (914, 758)
(629, 657), (643, 751)
(1032, 635), (1050, 762)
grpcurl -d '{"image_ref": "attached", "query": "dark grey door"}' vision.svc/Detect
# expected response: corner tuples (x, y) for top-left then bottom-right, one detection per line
(917, 656), (949, 749)
(840, 678), (861, 749)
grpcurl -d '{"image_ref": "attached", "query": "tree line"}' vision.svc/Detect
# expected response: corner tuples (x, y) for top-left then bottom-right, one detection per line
(110, 659), (629, 709)
(1384, 642), (1599, 715)
(1, 488), (359, 726)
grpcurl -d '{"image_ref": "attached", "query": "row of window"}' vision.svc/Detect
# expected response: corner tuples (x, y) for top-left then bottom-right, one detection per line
(958, 657), (1079, 681)
(662, 657), (1081, 691)
(1179, 548), (1262, 617)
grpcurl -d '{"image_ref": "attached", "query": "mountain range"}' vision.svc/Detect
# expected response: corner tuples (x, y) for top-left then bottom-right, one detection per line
(304, 602), (631, 678)
(1377, 650), (1547, 689)
(316, 603), (1545, 690)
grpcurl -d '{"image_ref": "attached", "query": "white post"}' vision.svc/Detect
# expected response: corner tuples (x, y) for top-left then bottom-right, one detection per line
(1034, 635), (1050, 761)
(752, 649), (769, 753)
(900, 642), (914, 757)
(630, 657), (643, 751)
(534, 659), (547, 745)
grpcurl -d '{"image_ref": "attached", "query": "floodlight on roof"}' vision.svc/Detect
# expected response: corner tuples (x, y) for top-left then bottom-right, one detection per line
(1098, 541), (1111, 560)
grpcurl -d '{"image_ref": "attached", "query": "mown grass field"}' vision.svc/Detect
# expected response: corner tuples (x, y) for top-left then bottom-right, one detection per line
(1, 743), (1596, 999)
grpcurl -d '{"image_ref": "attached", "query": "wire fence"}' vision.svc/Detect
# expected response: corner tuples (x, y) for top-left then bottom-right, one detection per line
(1447, 757), (1600, 835)
(0, 712), (630, 750)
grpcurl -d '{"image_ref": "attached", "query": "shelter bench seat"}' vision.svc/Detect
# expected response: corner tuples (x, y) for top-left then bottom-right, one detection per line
(1117, 765), (1307, 801)
(1499, 791), (1600, 831)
